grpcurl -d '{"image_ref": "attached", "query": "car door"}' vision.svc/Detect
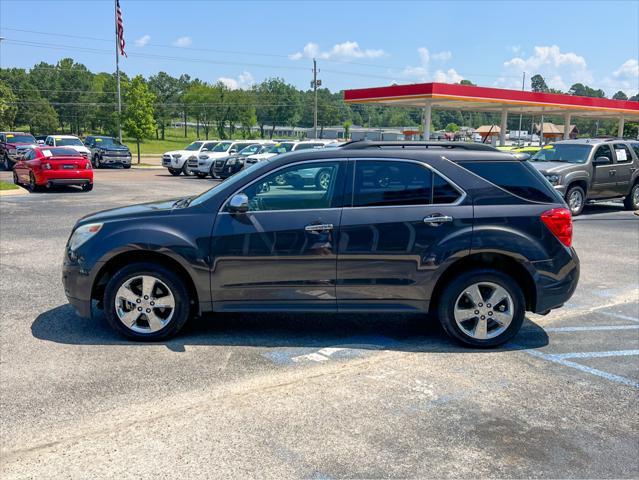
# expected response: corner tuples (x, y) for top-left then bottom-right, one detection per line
(612, 143), (634, 195)
(336, 159), (472, 312)
(209, 159), (347, 311)
(590, 144), (618, 198)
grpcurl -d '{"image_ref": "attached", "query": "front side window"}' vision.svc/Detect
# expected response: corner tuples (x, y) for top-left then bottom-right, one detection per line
(630, 143), (639, 159)
(238, 144), (262, 155)
(613, 144), (632, 163)
(353, 160), (432, 207)
(239, 161), (341, 212)
(184, 141), (204, 151)
(265, 143), (295, 154)
(593, 144), (613, 163)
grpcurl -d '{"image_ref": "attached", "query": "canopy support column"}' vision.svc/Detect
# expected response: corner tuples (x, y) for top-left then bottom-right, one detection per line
(422, 102), (432, 141)
(499, 109), (508, 146)
(618, 117), (625, 138)
(563, 113), (572, 140)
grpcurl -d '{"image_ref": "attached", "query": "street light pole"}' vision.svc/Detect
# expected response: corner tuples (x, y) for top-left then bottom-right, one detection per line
(114, 0), (123, 143)
(517, 71), (525, 146)
(312, 58), (319, 140)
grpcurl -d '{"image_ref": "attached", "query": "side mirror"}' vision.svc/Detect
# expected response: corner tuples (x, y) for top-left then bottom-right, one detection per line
(593, 156), (610, 166)
(227, 193), (249, 214)
(36, 140), (44, 145)
(229, 149), (237, 154)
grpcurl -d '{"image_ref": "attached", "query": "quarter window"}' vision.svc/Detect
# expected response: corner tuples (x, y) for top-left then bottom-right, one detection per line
(353, 160), (432, 207)
(240, 161), (341, 212)
(433, 173), (461, 204)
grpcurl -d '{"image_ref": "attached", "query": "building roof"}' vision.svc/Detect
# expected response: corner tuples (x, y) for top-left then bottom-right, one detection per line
(533, 123), (563, 135)
(475, 125), (501, 134)
(344, 82), (639, 119)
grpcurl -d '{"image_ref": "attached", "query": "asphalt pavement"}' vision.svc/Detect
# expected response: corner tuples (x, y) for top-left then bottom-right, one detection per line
(1, 168), (638, 479)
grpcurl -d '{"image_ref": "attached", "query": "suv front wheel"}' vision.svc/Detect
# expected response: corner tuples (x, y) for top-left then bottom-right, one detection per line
(623, 182), (639, 211)
(104, 262), (191, 341)
(437, 269), (525, 348)
(565, 185), (586, 216)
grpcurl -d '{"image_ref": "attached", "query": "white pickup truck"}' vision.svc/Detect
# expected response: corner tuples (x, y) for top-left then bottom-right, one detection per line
(162, 140), (219, 176)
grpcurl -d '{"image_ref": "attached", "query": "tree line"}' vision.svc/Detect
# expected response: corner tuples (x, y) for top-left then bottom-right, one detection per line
(1, 58), (637, 141)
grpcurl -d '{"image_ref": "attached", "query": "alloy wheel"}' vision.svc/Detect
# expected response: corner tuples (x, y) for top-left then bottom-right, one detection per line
(568, 189), (583, 214)
(114, 275), (176, 334)
(453, 281), (514, 340)
(633, 186), (639, 208)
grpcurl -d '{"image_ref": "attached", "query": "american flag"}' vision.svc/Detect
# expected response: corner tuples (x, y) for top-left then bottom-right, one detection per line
(116, 0), (127, 57)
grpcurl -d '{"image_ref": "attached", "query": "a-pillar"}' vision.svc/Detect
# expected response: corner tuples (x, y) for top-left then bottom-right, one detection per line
(618, 117), (625, 138)
(563, 113), (572, 140)
(499, 109), (508, 146)
(422, 102), (432, 141)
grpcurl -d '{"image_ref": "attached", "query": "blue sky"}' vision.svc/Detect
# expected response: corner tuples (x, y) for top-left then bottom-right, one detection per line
(1, 0), (638, 96)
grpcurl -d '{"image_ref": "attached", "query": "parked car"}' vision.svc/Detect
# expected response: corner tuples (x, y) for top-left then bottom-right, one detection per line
(85, 136), (132, 168)
(162, 141), (218, 176)
(1, 132), (38, 170)
(62, 141), (579, 348)
(13, 146), (93, 192)
(195, 141), (257, 179)
(214, 143), (275, 180)
(34, 135), (47, 145)
(44, 135), (91, 159)
(529, 138), (639, 215)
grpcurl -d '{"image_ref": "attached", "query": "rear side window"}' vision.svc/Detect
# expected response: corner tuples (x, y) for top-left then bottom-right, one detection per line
(630, 143), (639, 159)
(353, 160), (432, 207)
(613, 144), (633, 163)
(459, 161), (561, 203)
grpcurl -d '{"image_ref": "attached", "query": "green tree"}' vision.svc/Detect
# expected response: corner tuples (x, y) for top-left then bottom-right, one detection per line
(568, 83), (605, 98)
(0, 81), (18, 129)
(343, 120), (352, 140)
(122, 76), (156, 163)
(53, 58), (93, 134)
(612, 90), (628, 100)
(254, 78), (300, 138)
(459, 79), (476, 86)
(530, 74), (549, 93)
(148, 72), (180, 140)
(445, 122), (459, 132)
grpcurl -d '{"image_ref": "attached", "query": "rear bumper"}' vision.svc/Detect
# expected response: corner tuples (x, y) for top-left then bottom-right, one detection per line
(35, 169), (93, 186)
(531, 250), (580, 313)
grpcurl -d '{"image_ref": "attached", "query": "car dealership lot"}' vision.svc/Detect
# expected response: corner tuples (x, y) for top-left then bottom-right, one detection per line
(0, 169), (637, 478)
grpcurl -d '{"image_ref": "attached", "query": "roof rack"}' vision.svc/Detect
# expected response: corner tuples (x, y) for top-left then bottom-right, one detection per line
(340, 140), (498, 151)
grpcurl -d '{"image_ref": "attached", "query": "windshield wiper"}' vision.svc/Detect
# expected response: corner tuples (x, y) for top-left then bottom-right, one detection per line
(172, 197), (193, 208)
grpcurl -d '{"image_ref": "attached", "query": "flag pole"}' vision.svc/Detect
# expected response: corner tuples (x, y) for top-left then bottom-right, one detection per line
(115, 0), (122, 143)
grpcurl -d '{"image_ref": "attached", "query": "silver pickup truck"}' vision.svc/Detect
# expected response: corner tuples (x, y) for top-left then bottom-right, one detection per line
(529, 138), (639, 215)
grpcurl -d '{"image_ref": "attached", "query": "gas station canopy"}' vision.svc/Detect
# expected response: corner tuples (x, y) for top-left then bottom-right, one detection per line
(343, 82), (639, 143)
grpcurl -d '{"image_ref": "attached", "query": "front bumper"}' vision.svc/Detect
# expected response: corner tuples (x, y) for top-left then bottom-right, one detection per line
(553, 184), (567, 196)
(62, 258), (103, 319)
(101, 155), (131, 165)
(35, 169), (93, 186)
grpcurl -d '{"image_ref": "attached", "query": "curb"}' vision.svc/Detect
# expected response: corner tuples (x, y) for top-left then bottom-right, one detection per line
(0, 187), (28, 197)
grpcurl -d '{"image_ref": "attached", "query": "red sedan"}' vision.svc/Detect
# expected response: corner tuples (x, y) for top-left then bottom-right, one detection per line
(13, 146), (93, 192)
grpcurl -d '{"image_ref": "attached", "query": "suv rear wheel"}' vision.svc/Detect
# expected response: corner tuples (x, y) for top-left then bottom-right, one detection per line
(103, 262), (191, 341)
(623, 182), (639, 211)
(437, 269), (525, 348)
(565, 185), (586, 216)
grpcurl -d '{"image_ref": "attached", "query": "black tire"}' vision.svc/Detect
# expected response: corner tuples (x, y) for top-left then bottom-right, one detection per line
(92, 155), (100, 168)
(565, 184), (586, 216)
(3, 154), (12, 171)
(181, 162), (191, 176)
(209, 165), (218, 179)
(168, 168), (181, 176)
(315, 168), (332, 190)
(123, 164), (131, 169)
(81, 183), (93, 192)
(12, 170), (21, 186)
(27, 172), (40, 192)
(437, 268), (525, 348)
(623, 182), (639, 211)
(196, 172), (208, 179)
(103, 262), (191, 341)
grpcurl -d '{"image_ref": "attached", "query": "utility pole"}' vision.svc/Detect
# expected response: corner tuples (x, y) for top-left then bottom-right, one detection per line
(517, 71), (525, 146)
(311, 59), (321, 139)
(114, 0), (123, 143)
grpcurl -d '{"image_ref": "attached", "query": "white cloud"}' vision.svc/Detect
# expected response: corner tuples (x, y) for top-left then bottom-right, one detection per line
(289, 41), (385, 60)
(218, 71), (254, 90)
(502, 45), (593, 91)
(434, 68), (463, 83)
(173, 36), (192, 48)
(613, 59), (639, 78)
(134, 34), (151, 47)
(431, 50), (452, 61)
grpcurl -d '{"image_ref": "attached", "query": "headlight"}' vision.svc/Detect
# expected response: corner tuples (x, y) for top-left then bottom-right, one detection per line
(68, 223), (102, 251)
(227, 158), (237, 165)
(544, 174), (560, 186)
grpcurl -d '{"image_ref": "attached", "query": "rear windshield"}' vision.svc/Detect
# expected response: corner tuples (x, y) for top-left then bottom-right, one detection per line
(459, 161), (562, 203)
(41, 148), (82, 157)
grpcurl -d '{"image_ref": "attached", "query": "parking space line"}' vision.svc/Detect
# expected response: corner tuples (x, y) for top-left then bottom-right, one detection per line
(524, 349), (639, 389)
(542, 325), (639, 332)
(553, 350), (639, 360)
(598, 311), (639, 323)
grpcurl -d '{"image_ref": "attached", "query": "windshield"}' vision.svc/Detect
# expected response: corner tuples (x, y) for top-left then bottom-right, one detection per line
(212, 142), (232, 152)
(6, 134), (35, 144)
(95, 137), (121, 146)
(201, 142), (219, 152)
(265, 143), (294, 154)
(238, 144), (263, 155)
(184, 142), (204, 151)
(190, 159), (273, 207)
(530, 144), (592, 164)
(56, 138), (84, 147)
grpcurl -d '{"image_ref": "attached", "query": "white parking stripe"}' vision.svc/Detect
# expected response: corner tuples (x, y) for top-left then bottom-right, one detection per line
(553, 350), (639, 360)
(598, 311), (639, 323)
(543, 325), (639, 332)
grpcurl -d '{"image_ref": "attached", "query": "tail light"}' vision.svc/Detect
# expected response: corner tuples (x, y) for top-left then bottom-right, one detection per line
(541, 208), (573, 247)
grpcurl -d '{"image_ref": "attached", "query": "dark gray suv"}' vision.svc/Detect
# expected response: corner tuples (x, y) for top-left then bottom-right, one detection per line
(529, 138), (639, 215)
(62, 142), (579, 348)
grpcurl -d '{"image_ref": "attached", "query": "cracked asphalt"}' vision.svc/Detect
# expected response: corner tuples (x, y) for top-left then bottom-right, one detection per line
(1, 168), (638, 479)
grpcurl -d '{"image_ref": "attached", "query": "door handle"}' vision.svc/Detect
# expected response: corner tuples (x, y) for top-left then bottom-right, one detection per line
(305, 223), (333, 232)
(423, 214), (453, 227)
(609, 170), (616, 176)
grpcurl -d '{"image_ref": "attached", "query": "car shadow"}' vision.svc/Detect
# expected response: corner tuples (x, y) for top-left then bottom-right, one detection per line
(32, 304), (549, 353)
(578, 202), (627, 217)
(17, 185), (86, 194)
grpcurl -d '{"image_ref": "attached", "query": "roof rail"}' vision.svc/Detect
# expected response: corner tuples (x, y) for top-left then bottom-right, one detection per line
(340, 140), (498, 151)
